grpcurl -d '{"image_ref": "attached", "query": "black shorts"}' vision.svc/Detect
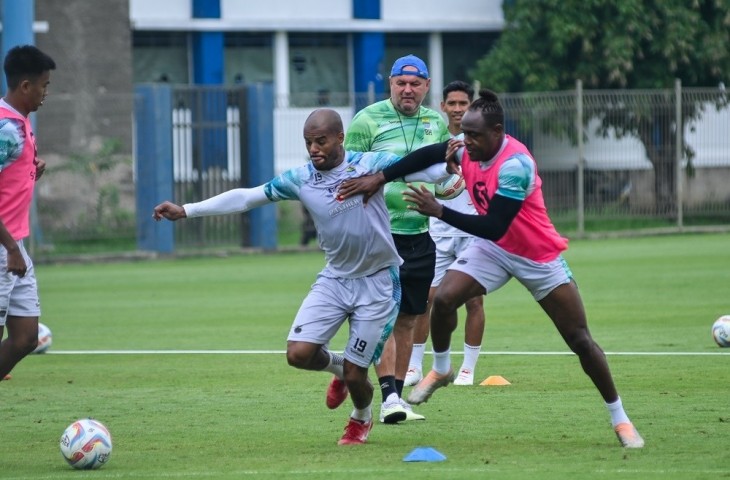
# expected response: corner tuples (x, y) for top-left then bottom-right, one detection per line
(393, 232), (436, 315)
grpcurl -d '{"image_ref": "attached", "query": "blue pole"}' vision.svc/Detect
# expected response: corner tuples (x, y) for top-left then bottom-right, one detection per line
(1, 0), (35, 94)
(352, 0), (384, 112)
(135, 85), (175, 253)
(191, 0), (226, 171)
(353, 33), (385, 112)
(246, 83), (276, 250)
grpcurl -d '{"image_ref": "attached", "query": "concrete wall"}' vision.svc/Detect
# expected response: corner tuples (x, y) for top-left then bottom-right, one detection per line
(31, 0), (135, 242)
(35, 0), (133, 156)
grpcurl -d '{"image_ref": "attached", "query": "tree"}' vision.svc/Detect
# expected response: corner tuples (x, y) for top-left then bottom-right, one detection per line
(474, 0), (730, 215)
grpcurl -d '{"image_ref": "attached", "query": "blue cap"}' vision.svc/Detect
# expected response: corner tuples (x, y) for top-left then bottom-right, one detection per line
(390, 54), (429, 79)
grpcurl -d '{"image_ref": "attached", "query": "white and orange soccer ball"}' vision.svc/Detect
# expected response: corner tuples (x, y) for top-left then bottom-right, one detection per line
(711, 315), (730, 347)
(434, 174), (466, 200)
(60, 418), (113, 469)
(33, 322), (52, 354)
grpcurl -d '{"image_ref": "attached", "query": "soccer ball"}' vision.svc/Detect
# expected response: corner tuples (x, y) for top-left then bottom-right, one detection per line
(33, 322), (52, 354)
(60, 419), (113, 469)
(711, 315), (730, 347)
(434, 174), (466, 200)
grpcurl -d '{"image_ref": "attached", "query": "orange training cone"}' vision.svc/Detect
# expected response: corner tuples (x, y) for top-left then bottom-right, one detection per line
(480, 375), (511, 386)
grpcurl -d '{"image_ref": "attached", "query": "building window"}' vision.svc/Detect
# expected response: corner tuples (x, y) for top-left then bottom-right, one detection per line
(288, 33), (348, 107)
(442, 32), (499, 85)
(224, 32), (274, 85)
(133, 32), (189, 84)
(385, 33), (429, 72)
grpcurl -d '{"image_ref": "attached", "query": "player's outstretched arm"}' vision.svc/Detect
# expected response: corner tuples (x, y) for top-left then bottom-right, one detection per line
(338, 141), (455, 204)
(153, 201), (186, 221)
(154, 186), (271, 221)
(336, 171), (385, 205)
(404, 186), (522, 241)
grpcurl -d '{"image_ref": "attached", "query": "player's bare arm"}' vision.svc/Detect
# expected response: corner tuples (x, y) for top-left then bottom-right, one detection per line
(406, 187), (523, 241)
(337, 171), (386, 204)
(339, 140), (460, 204)
(0, 221), (26, 276)
(152, 201), (187, 221)
(34, 157), (46, 180)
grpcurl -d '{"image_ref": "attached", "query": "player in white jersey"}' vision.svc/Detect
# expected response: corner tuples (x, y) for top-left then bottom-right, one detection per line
(153, 109), (451, 446)
(406, 81), (486, 387)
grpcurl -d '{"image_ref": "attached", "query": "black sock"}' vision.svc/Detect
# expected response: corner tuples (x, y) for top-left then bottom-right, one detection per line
(395, 379), (404, 398)
(378, 375), (397, 403)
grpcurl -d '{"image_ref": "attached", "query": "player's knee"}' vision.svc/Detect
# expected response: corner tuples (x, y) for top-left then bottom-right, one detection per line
(431, 290), (458, 316)
(16, 334), (38, 355)
(285, 345), (311, 369)
(566, 331), (595, 357)
(343, 364), (368, 387)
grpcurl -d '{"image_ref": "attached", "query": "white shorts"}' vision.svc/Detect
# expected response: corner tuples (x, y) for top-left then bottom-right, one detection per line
(287, 266), (400, 368)
(431, 235), (474, 287)
(448, 239), (573, 301)
(0, 240), (41, 326)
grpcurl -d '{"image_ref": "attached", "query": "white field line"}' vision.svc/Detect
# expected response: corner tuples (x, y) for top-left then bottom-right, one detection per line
(4, 466), (730, 480)
(45, 350), (730, 356)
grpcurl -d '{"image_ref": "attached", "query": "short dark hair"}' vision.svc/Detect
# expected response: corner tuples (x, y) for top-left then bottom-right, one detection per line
(442, 80), (474, 102)
(4, 45), (56, 90)
(469, 88), (504, 127)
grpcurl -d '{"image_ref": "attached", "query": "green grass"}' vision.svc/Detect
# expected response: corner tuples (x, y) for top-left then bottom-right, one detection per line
(3, 233), (730, 479)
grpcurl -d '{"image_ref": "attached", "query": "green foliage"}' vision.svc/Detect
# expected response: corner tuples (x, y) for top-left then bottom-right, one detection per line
(44, 138), (135, 240)
(476, 0), (730, 91)
(53, 138), (128, 178)
(2, 234), (728, 478)
(473, 1), (730, 215)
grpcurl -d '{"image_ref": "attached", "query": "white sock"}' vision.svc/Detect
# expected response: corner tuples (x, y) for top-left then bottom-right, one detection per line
(461, 343), (481, 371)
(432, 349), (451, 375)
(606, 397), (631, 427)
(409, 343), (425, 371)
(324, 350), (344, 379)
(351, 405), (372, 422)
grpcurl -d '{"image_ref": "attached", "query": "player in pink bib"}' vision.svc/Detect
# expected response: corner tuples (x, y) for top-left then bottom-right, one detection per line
(338, 89), (644, 449)
(0, 45), (55, 382)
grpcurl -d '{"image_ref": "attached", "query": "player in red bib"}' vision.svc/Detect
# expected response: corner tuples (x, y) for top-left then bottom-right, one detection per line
(338, 89), (644, 449)
(0, 45), (55, 382)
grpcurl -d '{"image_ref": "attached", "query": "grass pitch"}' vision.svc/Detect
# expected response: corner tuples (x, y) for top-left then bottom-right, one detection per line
(2, 233), (729, 479)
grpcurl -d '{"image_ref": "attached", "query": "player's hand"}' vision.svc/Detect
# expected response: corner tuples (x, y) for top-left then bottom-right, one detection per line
(5, 246), (27, 277)
(152, 201), (187, 221)
(403, 183), (444, 218)
(337, 172), (386, 205)
(34, 157), (46, 181)
(445, 138), (462, 175)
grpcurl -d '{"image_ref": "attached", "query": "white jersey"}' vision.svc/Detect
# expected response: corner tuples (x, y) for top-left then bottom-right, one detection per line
(429, 132), (477, 238)
(265, 151), (401, 278)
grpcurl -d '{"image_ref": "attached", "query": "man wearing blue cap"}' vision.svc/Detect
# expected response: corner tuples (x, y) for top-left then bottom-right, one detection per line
(336, 54), (450, 424)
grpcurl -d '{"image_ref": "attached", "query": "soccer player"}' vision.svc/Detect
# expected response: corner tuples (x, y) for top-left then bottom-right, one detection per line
(0, 45), (55, 382)
(406, 80), (486, 387)
(337, 90), (645, 448)
(153, 109), (450, 445)
(344, 54), (450, 423)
